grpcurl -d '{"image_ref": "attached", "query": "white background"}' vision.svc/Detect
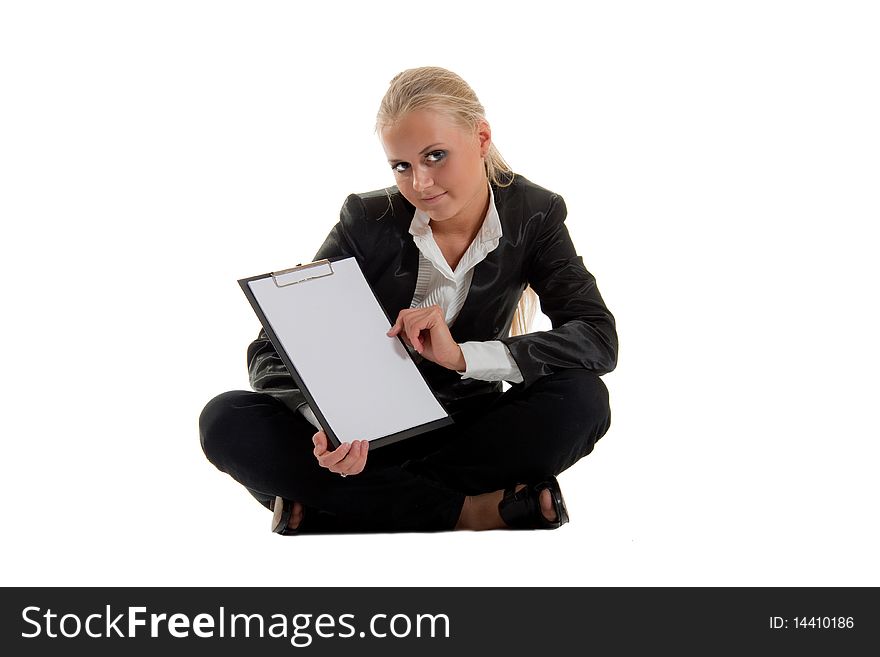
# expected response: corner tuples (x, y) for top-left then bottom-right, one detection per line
(2, 1), (877, 587)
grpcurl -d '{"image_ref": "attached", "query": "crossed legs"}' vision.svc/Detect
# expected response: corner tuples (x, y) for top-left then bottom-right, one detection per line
(199, 369), (610, 533)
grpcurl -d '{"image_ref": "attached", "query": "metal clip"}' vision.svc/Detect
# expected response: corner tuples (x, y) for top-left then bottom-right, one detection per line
(271, 259), (334, 287)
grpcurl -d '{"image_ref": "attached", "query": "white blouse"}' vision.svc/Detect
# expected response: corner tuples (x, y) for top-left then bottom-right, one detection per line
(407, 186), (523, 384)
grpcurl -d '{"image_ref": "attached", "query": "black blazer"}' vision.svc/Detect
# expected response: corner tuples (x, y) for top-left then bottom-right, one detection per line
(247, 173), (618, 411)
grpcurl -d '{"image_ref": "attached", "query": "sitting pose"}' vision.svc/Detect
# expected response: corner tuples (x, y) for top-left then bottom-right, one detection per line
(199, 66), (617, 534)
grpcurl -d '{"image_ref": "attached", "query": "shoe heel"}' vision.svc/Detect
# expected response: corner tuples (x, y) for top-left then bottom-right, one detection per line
(271, 495), (291, 534)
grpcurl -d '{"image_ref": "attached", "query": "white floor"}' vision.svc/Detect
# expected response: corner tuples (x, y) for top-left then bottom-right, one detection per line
(4, 357), (877, 588)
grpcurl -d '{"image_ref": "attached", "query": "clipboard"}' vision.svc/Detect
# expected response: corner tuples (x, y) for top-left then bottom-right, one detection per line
(238, 256), (453, 450)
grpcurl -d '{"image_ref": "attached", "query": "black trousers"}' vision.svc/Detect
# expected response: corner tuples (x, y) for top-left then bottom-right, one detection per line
(199, 369), (611, 532)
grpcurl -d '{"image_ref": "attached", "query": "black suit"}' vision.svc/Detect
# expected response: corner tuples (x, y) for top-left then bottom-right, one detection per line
(201, 174), (616, 532)
(247, 173), (617, 412)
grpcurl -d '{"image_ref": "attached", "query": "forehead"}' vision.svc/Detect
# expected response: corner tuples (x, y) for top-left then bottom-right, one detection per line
(380, 109), (472, 158)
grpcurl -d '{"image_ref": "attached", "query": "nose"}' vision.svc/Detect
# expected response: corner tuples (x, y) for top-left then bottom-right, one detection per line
(411, 164), (434, 193)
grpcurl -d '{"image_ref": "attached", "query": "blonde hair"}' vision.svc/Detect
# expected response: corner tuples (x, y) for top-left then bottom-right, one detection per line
(377, 66), (537, 336)
(376, 66), (513, 188)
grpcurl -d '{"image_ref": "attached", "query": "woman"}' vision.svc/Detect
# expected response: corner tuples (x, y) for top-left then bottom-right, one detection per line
(199, 66), (617, 534)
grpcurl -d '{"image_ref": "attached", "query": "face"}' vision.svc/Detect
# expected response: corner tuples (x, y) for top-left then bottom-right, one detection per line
(380, 109), (491, 228)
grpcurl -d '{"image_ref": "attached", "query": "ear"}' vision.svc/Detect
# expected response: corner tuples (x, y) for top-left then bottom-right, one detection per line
(477, 120), (492, 158)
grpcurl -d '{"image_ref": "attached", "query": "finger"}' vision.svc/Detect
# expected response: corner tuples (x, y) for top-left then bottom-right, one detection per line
(354, 440), (369, 473)
(338, 440), (369, 475)
(317, 441), (352, 469)
(386, 310), (409, 337)
(312, 431), (327, 456)
(388, 310), (417, 339)
(402, 314), (425, 353)
(335, 440), (359, 474)
(354, 439), (368, 471)
(395, 318), (415, 349)
(412, 331), (424, 353)
(358, 440), (370, 473)
(337, 441), (364, 475)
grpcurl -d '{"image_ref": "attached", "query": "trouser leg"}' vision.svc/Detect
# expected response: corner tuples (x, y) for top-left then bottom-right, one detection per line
(198, 391), (465, 532)
(406, 368), (611, 495)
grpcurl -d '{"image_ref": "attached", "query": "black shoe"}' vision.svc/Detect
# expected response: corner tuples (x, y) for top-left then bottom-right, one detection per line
(270, 496), (302, 535)
(498, 476), (569, 530)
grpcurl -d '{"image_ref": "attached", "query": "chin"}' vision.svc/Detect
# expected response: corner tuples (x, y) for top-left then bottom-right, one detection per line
(426, 208), (456, 222)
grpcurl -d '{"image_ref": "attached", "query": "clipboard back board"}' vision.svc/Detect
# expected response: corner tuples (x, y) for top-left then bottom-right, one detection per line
(238, 256), (453, 450)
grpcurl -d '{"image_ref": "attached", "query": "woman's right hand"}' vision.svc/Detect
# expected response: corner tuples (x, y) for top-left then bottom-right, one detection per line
(312, 431), (369, 476)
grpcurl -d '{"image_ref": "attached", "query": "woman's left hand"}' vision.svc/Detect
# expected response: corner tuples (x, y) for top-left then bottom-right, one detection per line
(387, 305), (465, 371)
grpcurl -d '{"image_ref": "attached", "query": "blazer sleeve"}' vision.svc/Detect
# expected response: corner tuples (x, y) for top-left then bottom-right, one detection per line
(499, 193), (618, 388)
(245, 195), (364, 413)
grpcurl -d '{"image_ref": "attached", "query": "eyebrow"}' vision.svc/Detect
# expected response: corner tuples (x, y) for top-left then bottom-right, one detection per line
(387, 143), (445, 163)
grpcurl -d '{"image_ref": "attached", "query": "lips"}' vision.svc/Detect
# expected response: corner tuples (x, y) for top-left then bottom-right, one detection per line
(421, 192), (446, 202)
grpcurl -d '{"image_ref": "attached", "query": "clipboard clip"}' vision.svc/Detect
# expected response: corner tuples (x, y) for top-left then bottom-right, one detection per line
(271, 259), (334, 287)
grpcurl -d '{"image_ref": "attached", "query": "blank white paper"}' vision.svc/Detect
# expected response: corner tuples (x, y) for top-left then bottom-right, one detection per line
(247, 257), (449, 444)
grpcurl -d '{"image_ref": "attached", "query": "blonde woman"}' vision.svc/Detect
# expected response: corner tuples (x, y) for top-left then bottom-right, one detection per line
(200, 67), (617, 534)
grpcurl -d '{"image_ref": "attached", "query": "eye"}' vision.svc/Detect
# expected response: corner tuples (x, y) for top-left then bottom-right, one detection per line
(425, 150), (446, 163)
(391, 162), (410, 174)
